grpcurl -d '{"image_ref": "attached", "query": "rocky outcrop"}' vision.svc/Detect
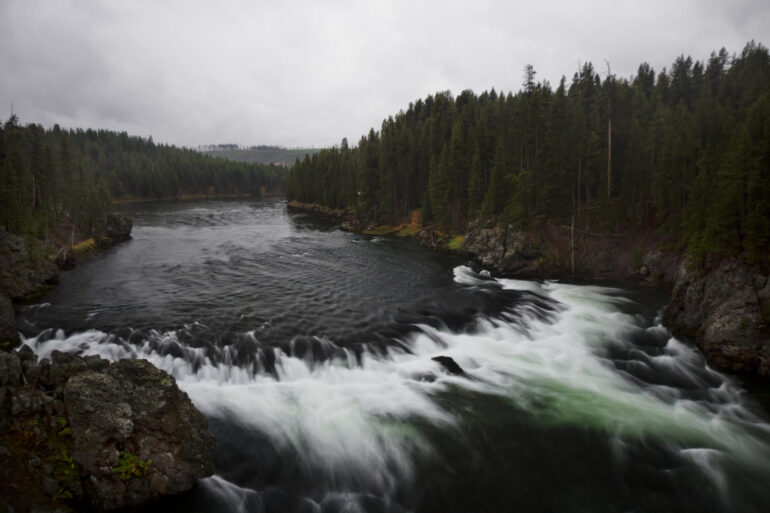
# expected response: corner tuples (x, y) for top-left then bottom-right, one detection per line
(1, 215), (133, 301)
(462, 222), (770, 378)
(663, 257), (770, 376)
(0, 295), (20, 351)
(0, 228), (59, 355)
(461, 220), (647, 280)
(0, 216), (133, 352)
(100, 213), (133, 247)
(0, 228), (60, 301)
(462, 223), (549, 276)
(0, 349), (215, 512)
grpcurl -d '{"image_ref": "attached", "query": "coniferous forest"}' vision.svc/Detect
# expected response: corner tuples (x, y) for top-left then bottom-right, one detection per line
(287, 42), (770, 265)
(0, 119), (287, 242)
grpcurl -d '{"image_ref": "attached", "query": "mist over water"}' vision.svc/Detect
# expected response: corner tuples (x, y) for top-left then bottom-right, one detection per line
(19, 200), (770, 513)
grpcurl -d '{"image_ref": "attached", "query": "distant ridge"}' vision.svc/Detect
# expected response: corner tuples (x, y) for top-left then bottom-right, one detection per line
(200, 144), (321, 166)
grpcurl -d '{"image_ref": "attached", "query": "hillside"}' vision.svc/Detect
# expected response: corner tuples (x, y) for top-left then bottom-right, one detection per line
(202, 145), (321, 166)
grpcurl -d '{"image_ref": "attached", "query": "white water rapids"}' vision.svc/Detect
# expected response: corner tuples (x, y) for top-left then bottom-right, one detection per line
(22, 265), (770, 512)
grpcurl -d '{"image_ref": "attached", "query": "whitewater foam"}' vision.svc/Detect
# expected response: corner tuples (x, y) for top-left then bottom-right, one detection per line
(21, 265), (770, 502)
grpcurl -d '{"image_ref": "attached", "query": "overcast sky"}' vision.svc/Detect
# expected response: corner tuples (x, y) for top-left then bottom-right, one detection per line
(1, 0), (769, 148)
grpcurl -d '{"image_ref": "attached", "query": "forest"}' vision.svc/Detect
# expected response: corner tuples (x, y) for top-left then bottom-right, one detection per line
(201, 144), (321, 166)
(0, 119), (287, 242)
(287, 42), (770, 265)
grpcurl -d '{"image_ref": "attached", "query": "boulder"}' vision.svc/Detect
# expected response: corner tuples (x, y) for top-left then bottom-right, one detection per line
(463, 223), (545, 275)
(102, 213), (133, 246)
(0, 350), (215, 512)
(64, 359), (215, 510)
(432, 356), (465, 375)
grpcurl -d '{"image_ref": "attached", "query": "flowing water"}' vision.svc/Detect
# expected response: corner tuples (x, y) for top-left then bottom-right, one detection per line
(18, 199), (770, 513)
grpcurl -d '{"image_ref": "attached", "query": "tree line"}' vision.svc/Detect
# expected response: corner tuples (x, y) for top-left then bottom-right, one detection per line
(288, 42), (770, 265)
(0, 119), (287, 242)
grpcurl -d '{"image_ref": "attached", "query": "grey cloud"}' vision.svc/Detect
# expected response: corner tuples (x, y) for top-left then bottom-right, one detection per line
(1, 0), (768, 148)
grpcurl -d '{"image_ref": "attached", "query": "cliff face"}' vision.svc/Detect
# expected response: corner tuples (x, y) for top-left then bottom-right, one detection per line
(662, 257), (770, 376)
(0, 227), (60, 303)
(461, 220), (649, 280)
(0, 213), (133, 301)
(0, 348), (215, 512)
(461, 222), (770, 378)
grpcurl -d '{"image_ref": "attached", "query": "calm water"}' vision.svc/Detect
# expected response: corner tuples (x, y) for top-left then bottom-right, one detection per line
(19, 199), (770, 513)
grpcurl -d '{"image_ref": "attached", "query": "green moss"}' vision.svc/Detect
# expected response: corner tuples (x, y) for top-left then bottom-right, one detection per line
(54, 416), (71, 437)
(54, 447), (79, 485)
(631, 244), (644, 268)
(447, 235), (465, 251)
(48, 417), (81, 503)
(113, 451), (152, 481)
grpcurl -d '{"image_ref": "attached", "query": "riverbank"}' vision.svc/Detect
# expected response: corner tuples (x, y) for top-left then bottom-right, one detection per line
(0, 213), (133, 351)
(287, 201), (770, 378)
(0, 212), (223, 513)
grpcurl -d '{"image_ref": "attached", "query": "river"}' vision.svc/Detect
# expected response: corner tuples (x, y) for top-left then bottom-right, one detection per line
(18, 199), (770, 513)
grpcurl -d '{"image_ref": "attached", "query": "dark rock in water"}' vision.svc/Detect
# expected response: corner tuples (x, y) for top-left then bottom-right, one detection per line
(0, 349), (215, 512)
(99, 214), (133, 247)
(432, 356), (465, 375)
(663, 257), (770, 376)
(0, 295), (20, 351)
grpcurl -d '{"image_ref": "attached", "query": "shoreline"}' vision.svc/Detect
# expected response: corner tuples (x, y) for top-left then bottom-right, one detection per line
(287, 201), (658, 283)
(287, 200), (770, 380)
(0, 213), (133, 351)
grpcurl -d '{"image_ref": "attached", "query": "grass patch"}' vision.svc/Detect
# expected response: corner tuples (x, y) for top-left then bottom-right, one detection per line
(395, 225), (418, 237)
(71, 238), (96, 257)
(447, 235), (465, 251)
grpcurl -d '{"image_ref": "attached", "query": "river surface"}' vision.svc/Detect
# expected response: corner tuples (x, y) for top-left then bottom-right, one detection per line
(18, 199), (770, 513)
